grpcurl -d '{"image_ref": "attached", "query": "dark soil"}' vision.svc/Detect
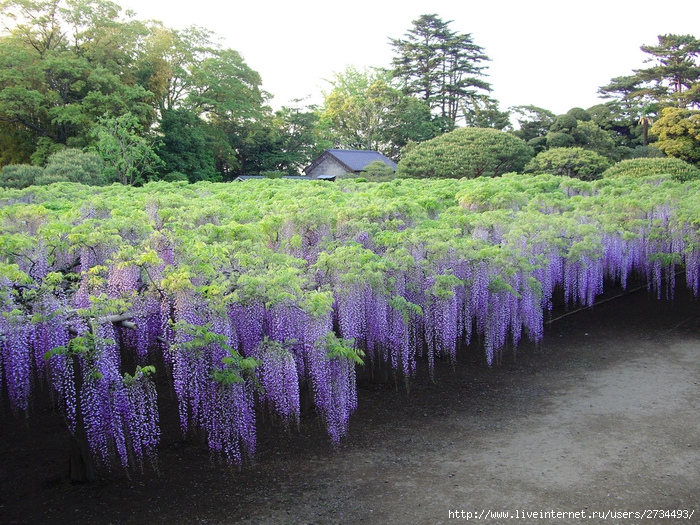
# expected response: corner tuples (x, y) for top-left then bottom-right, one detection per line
(2, 283), (700, 524)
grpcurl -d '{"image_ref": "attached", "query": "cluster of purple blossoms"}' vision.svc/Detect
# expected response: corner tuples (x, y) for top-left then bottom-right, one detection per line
(258, 339), (300, 425)
(0, 309), (34, 413)
(79, 322), (160, 470)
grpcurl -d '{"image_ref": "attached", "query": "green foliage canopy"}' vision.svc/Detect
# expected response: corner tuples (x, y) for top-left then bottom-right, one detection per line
(319, 67), (439, 159)
(92, 113), (162, 185)
(157, 108), (218, 182)
(0, 149), (106, 187)
(0, 0), (154, 157)
(600, 34), (700, 108)
(596, 33), (700, 159)
(0, 164), (44, 189)
(651, 107), (700, 164)
(0, 0), (275, 180)
(637, 34), (700, 107)
(510, 105), (555, 145)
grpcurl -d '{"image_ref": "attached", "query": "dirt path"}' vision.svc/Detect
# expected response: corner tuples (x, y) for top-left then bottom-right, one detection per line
(2, 286), (699, 525)
(230, 288), (700, 525)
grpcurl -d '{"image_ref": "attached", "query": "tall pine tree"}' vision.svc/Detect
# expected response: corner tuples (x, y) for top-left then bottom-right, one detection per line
(600, 34), (700, 109)
(389, 14), (492, 127)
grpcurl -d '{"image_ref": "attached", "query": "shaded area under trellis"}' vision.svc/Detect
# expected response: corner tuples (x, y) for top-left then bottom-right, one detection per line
(2, 277), (699, 525)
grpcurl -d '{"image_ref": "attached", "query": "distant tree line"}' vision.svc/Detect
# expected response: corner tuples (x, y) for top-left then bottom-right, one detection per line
(1, 3), (699, 188)
(0, 0), (326, 186)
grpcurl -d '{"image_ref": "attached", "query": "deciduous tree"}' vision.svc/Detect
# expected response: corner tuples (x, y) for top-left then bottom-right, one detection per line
(319, 67), (439, 159)
(92, 113), (162, 185)
(157, 108), (218, 182)
(261, 103), (328, 175)
(651, 106), (700, 164)
(0, 0), (272, 179)
(0, 0), (154, 158)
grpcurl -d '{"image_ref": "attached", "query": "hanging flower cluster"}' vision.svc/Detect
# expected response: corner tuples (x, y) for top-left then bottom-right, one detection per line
(43, 322), (160, 470)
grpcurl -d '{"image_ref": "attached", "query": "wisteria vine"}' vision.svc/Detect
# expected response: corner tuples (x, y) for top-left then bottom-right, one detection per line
(1, 173), (699, 473)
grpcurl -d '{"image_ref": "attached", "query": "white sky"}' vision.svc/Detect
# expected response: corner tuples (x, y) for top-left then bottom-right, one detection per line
(121, 0), (700, 116)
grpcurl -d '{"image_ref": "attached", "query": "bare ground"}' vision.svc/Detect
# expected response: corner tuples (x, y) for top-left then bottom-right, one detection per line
(1, 283), (699, 525)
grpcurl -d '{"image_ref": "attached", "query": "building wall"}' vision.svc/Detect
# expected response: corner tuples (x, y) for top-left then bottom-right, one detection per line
(306, 156), (349, 179)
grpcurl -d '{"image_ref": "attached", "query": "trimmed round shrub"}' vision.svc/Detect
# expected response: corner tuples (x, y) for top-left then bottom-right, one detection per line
(545, 131), (576, 149)
(0, 164), (45, 189)
(601, 157), (700, 182)
(525, 147), (612, 180)
(549, 114), (578, 132)
(358, 160), (396, 182)
(39, 149), (107, 186)
(397, 127), (533, 179)
(566, 107), (591, 121)
(527, 136), (548, 154)
(160, 171), (190, 182)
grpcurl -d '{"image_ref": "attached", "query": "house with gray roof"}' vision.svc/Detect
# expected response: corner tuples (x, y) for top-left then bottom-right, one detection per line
(304, 149), (397, 179)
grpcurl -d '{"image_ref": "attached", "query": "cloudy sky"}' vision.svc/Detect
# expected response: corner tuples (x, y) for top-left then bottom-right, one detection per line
(121, 0), (700, 116)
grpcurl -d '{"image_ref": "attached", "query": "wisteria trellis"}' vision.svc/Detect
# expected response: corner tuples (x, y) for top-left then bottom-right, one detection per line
(1, 173), (699, 470)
